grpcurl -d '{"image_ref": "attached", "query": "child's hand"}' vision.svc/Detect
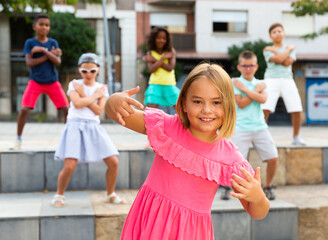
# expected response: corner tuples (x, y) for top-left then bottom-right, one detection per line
(230, 167), (266, 204)
(50, 46), (62, 57)
(106, 86), (144, 125)
(254, 82), (266, 93)
(94, 85), (107, 98)
(233, 78), (247, 92)
(142, 52), (156, 63)
(286, 45), (295, 51)
(73, 81), (85, 96)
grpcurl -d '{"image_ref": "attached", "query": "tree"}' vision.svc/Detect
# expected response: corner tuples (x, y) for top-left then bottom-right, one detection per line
(228, 39), (272, 79)
(291, 0), (328, 39)
(48, 12), (96, 72)
(0, 0), (100, 16)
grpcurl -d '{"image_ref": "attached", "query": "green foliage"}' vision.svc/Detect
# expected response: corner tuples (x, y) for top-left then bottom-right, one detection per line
(228, 39), (272, 79)
(48, 12), (96, 72)
(0, 0), (53, 16)
(0, 0), (101, 17)
(291, 0), (328, 39)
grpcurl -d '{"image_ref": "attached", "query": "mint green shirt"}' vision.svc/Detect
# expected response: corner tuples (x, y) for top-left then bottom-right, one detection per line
(263, 46), (296, 79)
(234, 76), (268, 131)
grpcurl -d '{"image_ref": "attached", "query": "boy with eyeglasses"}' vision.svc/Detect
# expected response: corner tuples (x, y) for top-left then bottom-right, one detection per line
(10, 14), (69, 150)
(220, 50), (278, 201)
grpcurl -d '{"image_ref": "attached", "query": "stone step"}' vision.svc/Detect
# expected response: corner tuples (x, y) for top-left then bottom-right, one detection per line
(0, 187), (307, 240)
(0, 192), (95, 240)
(1, 147), (328, 193)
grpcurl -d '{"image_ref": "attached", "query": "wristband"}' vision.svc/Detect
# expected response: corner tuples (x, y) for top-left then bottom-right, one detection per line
(42, 48), (49, 54)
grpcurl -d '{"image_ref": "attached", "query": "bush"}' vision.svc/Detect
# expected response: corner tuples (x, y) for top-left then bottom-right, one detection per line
(48, 12), (96, 72)
(228, 39), (272, 79)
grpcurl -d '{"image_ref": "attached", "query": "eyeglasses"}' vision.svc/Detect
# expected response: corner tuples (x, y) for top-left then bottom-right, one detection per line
(80, 68), (99, 74)
(239, 65), (257, 69)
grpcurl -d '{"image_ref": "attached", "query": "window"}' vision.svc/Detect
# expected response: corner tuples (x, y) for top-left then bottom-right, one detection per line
(282, 12), (314, 36)
(150, 13), (187, 33)
(212, 10), (247, 33)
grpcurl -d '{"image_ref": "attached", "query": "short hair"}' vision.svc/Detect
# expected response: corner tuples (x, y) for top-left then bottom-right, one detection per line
(176, 62), (236, 139)
(269, 22), (284, 34)
(147, 27), (173, 52)
(238, 50), (257, 64)
(34, 14), (49, 24)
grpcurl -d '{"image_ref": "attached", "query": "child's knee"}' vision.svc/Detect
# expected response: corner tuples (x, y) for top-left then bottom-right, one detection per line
(106, 156), (119, 169)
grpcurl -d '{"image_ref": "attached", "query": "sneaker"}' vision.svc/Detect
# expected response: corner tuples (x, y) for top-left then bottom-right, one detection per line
(9, 139), (22, 150)
(220, 186), (231, 200)
(263, 186), (276, 200)
(292, 136), (306, 145)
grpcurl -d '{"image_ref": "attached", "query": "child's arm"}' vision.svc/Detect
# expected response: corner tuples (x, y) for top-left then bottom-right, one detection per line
(25, 46), (48, 67)
(264, 45), (295, 64)
(230, 167), (270, 220)
(142, 51), (157, 63)
(50, 46), (62, 57)
(43, 47), (61, 66)
(161, 48), (176, 72)
(105, 86), (146, 134)
(234, 79), (267, 108)
(146, 49), (176, 73)
(73, 81), (106, 115)
(281, 57), (294, 67)
(70, 84), (105, 109)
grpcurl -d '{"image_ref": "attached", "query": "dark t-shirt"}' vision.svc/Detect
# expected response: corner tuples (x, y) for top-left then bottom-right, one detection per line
(23, 38), (59, 84)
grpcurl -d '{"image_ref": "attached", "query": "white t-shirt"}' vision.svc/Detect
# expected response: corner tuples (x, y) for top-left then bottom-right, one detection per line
(67, 79), (109, 123)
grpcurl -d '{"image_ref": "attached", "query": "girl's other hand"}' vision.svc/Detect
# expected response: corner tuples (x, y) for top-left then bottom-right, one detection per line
(254, 82), (266, 93)
(51, 46), (62, 57)
(73, 80), (85, 96)
(233, 78), (247, 92)
(230, 167), (266, 204)
(94, 85), (107, 98)
(106, 86), (144, 125)
(286, 45), (295, 51)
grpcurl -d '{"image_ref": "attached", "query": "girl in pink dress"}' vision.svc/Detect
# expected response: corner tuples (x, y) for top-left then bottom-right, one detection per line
(105, 63), (270, 240)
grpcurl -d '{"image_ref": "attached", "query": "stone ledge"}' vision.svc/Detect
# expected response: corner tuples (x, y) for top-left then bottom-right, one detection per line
(0, 147), (327, 193)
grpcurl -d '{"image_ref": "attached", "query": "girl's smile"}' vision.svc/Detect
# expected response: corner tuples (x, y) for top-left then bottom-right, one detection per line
(183, 77), (224, 143)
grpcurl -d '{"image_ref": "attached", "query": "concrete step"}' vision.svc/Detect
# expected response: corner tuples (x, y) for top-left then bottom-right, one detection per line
(2, 186), (318, 240)
(0, 192), (95, 240)
(1, 147), (328, 193)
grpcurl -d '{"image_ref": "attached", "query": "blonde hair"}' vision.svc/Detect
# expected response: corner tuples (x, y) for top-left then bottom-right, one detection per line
(176, 62), (236, 139)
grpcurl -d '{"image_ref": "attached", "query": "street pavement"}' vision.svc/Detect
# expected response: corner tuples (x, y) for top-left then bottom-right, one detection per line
(0, 121), (327, 152)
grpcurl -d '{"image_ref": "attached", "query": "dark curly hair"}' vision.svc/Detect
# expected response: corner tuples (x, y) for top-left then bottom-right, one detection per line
(147, 27), (173, 52)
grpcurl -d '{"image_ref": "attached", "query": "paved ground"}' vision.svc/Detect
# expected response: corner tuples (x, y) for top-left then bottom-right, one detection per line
(0, 121), (327, 152)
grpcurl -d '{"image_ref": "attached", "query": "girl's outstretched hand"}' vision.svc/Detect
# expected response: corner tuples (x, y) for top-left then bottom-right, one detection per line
(230, 167), (266, 204)
(105, 86), (144, 125)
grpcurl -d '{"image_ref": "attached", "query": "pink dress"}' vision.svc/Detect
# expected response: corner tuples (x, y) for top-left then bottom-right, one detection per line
(121, 108), (254, 240)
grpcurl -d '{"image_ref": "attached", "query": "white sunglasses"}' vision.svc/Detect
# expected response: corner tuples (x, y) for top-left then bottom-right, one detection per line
(80, 67), (99, 74)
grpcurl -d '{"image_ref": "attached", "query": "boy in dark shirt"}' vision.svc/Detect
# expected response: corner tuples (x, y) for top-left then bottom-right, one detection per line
(10, 14), (69, 150)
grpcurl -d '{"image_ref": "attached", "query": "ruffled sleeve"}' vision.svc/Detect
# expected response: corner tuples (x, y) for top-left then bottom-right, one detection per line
(144, 108), (255, 186)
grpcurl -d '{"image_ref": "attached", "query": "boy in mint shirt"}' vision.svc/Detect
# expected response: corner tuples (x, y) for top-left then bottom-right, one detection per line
(262, 22), (305, 145)
(221, 51), (278, 201)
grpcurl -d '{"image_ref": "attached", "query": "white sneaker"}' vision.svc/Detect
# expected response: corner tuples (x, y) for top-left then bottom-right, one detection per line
(9, 139), (22, 150)
(292, 136), (306, 145)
